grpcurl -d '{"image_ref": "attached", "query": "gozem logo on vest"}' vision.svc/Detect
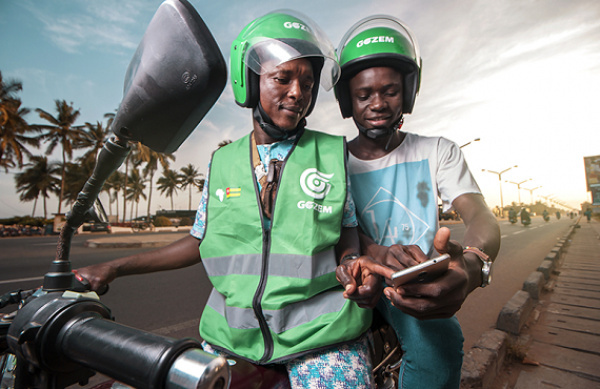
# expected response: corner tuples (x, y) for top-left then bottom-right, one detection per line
(297, 168), (334, 214)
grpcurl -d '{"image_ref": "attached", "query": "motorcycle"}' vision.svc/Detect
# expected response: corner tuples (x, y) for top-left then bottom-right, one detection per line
(1, 1), (402, 388)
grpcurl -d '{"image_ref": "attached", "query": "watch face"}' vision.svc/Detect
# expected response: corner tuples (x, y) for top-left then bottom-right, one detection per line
(482, 261), (492, 286)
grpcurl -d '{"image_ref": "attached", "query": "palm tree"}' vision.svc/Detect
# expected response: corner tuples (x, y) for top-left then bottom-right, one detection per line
(34, 100), (83, 214)
(76, 121), (110, 166)
(135, 143), (175, 221)
(119, 142), (141, 223)
(0, 72), (40, 172)
(126, 167), (147, 221)
(179, 163), (204, 210)
(157, 168), (181, 211)
(14, 155), (60, 219)
(217, 139), (232, 148)
(105, 170), (125, 222)
(62, 158), (96, 206)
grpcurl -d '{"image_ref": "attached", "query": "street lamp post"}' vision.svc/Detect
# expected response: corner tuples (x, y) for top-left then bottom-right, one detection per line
(505, 178), (532, 205)
(460, 138), (481, 148)
(482, 165), (518, 213)
(523, 186), (542, 204)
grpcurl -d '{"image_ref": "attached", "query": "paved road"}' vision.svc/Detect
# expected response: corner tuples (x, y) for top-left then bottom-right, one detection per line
(457, 215), (575, 350)
(0, 232), (210, 340)
(1, 216), (575, 349)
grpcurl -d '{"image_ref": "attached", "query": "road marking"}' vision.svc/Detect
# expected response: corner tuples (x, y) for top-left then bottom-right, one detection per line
(0, 276), (44, 285)
(513, 230), (525, 235)
(152, 319), (199, 336)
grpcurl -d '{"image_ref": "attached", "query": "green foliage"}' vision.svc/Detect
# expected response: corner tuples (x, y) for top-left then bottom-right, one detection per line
(153, 215), (172, 227)
(0, 216), (52, 227)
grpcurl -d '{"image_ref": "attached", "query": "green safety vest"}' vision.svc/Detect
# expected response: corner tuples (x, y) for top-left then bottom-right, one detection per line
(199, 129), (371, 364)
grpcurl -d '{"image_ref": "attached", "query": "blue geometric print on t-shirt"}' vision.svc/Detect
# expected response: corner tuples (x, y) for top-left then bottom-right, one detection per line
(350, 159), (436, 254)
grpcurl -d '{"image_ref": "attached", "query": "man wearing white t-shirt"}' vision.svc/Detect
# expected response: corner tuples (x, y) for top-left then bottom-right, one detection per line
(334, 16), (501, 388)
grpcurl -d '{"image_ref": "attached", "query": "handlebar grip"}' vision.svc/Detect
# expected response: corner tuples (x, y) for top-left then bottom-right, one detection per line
(59, 315), (229, 389)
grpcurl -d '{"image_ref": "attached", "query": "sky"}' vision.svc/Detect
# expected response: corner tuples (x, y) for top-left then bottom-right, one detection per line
(1, 0), (599, 219)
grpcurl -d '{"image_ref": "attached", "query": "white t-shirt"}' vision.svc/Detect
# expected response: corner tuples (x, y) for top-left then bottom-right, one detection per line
(348, 132), (480, 255)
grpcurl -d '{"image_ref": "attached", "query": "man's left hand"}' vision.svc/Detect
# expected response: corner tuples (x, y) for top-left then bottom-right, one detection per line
(383, 227), (473, 319)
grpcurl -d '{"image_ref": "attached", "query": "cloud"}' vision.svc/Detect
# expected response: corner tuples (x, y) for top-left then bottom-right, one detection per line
(20, 0), (156, 54)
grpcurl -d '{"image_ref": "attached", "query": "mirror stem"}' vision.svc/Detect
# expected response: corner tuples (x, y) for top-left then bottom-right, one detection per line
(45, 137), (131, 291)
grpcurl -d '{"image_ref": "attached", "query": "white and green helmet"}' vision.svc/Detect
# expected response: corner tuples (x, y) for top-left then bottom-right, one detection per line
(335, 15), (422, 118)
(230, 10), (340, 117)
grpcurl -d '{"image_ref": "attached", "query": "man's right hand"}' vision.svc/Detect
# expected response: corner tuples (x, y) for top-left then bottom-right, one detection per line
(336, 256), (392, 309)
(75, 264), (116, 292)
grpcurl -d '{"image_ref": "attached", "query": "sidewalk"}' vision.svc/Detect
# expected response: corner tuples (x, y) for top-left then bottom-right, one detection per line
(461, 218), (600, 389)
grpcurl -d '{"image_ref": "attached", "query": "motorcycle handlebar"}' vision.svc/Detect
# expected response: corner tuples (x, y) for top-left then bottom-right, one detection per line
(60, 315), (228, 389)
(6, 292), (229, 389)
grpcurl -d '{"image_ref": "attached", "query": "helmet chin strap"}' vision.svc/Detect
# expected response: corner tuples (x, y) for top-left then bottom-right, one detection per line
(354, 115), (404, 139)
(253, 103), (306, 141)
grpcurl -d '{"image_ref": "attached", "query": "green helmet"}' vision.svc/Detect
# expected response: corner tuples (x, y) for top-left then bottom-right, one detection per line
(230, 10), (340, 117)
(335, 15), (422, 118)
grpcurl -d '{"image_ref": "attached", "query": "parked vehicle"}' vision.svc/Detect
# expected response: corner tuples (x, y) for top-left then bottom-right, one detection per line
(82, 222), (112, 233)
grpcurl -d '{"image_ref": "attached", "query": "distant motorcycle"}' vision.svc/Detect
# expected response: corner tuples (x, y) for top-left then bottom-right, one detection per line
(520, 210), (531, 226)
(508, 209), (518, 224)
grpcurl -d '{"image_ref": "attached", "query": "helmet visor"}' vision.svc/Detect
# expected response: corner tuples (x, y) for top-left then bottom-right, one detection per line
(240, 10), (340, 90)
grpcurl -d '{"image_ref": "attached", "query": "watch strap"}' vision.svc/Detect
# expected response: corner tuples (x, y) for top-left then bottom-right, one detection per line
(463, 246), (490, 261)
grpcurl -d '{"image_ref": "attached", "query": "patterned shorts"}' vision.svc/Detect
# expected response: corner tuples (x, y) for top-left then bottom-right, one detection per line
(202, 337), (374, 388)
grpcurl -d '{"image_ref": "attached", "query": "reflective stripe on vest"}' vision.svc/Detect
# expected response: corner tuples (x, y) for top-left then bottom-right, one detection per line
(206, 287), (347, 333)
(202, 250), (337, 279)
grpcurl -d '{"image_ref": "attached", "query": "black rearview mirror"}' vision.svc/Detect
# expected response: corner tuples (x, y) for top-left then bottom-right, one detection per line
(112, 0), (227, 153)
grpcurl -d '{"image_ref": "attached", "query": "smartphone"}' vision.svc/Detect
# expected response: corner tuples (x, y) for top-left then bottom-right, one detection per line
(390, 253), (451, 287)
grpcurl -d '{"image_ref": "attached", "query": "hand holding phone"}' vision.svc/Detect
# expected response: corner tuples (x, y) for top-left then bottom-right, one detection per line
(390, 253), (451, 288)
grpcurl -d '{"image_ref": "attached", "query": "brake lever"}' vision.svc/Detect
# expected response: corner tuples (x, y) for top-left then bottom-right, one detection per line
(0, 289), (36, 310)
(71, 270), (109, 296)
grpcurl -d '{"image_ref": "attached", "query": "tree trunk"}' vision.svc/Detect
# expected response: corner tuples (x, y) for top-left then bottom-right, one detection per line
(31, 196), (38, 218)
(129, 199), (134, 222)
(146, 169), (155, 222)
(114, 192), (119, 224)
(123, 158), (129, 223)
(58, 149), (66, 215)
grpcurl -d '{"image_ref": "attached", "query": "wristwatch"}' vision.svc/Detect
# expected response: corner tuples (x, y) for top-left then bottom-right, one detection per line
(463, 246), (492, 287)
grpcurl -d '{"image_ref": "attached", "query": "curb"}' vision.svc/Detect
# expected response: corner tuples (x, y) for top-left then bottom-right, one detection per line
(84, 231), (190, 248)
(459, 219), (580, 389)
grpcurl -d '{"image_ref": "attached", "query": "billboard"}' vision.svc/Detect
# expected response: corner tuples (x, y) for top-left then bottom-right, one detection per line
(584, 155), (600, 205)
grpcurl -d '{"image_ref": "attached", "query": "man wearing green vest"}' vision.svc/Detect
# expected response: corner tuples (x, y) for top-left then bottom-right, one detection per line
(78, 11), (384, 388)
